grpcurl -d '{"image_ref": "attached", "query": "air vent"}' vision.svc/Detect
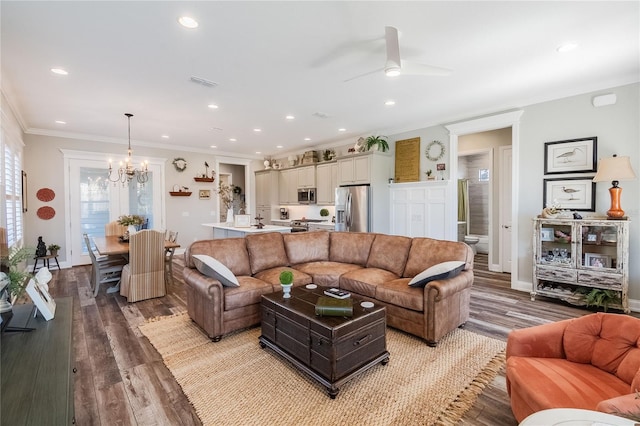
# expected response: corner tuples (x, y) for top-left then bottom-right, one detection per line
(312, 112), (330, 119)
(189, 76), (218, 88)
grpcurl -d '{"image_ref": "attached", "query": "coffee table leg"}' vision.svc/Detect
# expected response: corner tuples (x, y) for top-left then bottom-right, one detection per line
(381, 356), (390, 365)
(328, 387), (339, 399)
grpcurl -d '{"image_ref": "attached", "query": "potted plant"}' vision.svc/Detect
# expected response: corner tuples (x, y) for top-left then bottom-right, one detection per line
(117, 214), (145, 228)
(365, 135), (389, 152)
(584, 288), (620, 312)
(320, 208), (330, 218)
(217, 182), (235, 224)
(47, 244), (60, 256)
(426, 170), (435, 180)
(279, 270), (294, 299)
(0, 246), (35, 312)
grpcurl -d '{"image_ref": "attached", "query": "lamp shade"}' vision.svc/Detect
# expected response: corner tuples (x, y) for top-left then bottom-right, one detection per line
(592, 156), (637, 182)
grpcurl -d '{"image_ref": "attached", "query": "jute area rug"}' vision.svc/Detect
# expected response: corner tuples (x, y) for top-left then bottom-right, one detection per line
(139, 313), (505, 426)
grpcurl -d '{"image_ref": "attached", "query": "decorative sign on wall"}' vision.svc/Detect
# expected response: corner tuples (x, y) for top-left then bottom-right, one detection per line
(394, 137), (420, 182)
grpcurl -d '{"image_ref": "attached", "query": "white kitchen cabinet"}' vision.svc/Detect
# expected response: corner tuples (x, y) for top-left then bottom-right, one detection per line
(278, 169), (298, 204)
(297, 165), (316, 188)
(532, 218), (629, 313)
(316, 162), (337, 205)
(337, 154), (371, 185)
(255, 170), (280, 223)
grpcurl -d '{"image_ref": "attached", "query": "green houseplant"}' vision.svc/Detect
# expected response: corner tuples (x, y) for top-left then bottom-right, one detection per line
(279, 270), (294, 299)
(117, 214), (145, 227)
(365, 135), (389, 152)
(2, 246), (34, 299)
(47, 244), (60, 256)
(584, 288), (620, 312)
(320, 208), (330, 217)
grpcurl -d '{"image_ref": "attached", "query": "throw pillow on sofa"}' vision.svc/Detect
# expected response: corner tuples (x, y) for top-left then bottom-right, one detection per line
(408, 261), (465, 288)
(192, 254), (240, 287)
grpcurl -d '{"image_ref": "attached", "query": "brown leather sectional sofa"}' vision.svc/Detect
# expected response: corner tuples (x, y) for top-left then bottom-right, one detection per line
(183, 230), (474, 346)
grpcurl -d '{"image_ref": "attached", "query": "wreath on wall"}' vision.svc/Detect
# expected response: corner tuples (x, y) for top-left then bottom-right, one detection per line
(172, 157), (187, 172)
(425, 140), (445, 161)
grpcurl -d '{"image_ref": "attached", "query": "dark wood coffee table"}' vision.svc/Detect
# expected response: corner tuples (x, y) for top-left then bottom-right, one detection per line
(259, 286), (389, 398)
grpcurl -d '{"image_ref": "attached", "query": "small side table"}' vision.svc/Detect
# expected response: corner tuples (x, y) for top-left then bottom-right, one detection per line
(32, 254), (60, 273)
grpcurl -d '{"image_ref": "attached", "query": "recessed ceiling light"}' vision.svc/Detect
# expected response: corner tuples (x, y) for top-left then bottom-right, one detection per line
(276, 145), (283, 149)
(229, 138), (237, 142)
(210, 145), (217, 149)
(338, 128), (346, 132)
(556, 42), (578, 53)
(51, 68), (68, 75)
(161, 135), (169, 139)
(304, 137), (311, 141)
(208, 104), (219, 109)
(385, 100), (396, 106)
(178, 16), (198, 29)
(385, 67), (400, 77)
(256, 151), (261, 154)
(55, 120), (66, 124)
(253, 128), (262, 132)
(285, 115), (295, 120)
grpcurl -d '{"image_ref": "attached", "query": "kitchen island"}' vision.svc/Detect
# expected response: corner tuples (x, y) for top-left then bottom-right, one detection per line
(202, 222), (292, 239)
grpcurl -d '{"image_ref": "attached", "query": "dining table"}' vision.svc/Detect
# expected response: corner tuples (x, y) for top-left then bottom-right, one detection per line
(92, 235), (181, 293)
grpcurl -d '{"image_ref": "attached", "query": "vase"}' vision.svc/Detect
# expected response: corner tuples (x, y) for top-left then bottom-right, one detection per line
(281, 284), (292, 299)
(226, 208), (234, 225)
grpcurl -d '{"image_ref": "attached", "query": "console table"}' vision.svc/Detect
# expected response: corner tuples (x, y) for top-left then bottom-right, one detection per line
(1, 297), (74, 425)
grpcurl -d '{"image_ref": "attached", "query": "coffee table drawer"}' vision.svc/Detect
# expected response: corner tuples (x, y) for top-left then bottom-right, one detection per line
(310, 319), (385, 359)
(261, 306), (275, 342)
(275, 315), (310, 364)
(311, 331), (386, 380)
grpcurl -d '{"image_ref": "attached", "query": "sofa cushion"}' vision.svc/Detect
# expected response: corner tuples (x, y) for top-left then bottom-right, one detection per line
(408, 261), (466, 288)
(192, 254), (240, 287)
(506, 357), (629, 418)
(283, 231), (329, 265)
(563, 313), (640, 385)
(245, 232), (289, 275)
(223, 276), (273, 310)
(186, 238), (252, 276)
(340, 268), (400, 298)
(293, 261), (363, 287)
(403, 238), (472, 278)
(376, 278), (424, 311)
(366, 234), (412, 277)
(329, 232), (376, 265)
(253, 267), (312, 291)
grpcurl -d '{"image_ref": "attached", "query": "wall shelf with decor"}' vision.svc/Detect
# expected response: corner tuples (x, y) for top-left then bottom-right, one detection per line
(532, 218), (629, 313)
(193, 177), (214, 183)
(169, 191), (192, 197)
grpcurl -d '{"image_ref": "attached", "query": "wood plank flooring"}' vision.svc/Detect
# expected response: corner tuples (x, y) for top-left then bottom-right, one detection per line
(33, 253), (631, 425)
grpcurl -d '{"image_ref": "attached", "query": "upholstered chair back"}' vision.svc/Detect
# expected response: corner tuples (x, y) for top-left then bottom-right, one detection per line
(120, 229), (166, 302)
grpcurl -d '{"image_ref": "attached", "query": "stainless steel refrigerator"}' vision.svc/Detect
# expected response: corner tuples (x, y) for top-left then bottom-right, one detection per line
(335, 185), (371, 232)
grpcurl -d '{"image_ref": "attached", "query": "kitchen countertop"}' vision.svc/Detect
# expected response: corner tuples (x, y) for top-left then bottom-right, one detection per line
(202, 223), (293, 233)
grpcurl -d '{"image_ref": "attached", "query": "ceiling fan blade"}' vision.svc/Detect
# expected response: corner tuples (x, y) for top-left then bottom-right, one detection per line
(384, 26), (401, 74)
(400, 60), (452, 76)
(343, 67), (384, 83)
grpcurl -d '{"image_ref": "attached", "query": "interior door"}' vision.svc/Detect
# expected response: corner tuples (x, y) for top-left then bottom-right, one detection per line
(500, 146), (512, 273)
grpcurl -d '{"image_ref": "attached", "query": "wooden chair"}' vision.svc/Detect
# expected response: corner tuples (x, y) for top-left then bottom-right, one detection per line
(83, 234), (126, 297)
(119, 229), (166, 302)
(105, 221), (126, 237)
(164, 231), (178, 288)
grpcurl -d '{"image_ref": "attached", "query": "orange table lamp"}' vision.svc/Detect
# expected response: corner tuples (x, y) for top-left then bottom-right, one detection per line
(592, 155), (637, 219)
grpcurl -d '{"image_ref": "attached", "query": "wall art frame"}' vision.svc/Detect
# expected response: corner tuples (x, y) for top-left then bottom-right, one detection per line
(543, 177), (596, 211)
(544, 136), (597, 174)
(199, 189), (211, 200)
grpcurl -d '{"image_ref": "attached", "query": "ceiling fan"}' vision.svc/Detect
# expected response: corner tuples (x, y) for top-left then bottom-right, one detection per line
(344, 26), (452, 82)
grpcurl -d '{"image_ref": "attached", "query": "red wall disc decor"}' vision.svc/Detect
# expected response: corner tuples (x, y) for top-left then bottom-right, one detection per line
(37, 206), (56, 220)
(36, 187), (55, 202)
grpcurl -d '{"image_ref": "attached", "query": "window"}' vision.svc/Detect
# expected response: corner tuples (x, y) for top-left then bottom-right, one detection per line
(2, 128), (24, 248)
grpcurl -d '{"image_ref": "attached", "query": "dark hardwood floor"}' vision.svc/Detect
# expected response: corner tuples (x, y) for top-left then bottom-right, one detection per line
(33, 253), (628, 425)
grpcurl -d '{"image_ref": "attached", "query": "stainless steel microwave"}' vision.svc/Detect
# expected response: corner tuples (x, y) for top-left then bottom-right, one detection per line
(297, 188), (316, 204)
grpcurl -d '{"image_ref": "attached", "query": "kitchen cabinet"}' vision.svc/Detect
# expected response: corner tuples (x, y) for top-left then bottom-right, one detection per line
(255, 170), (280, 223)
(297, 165), (316, 188)
(532, 218), (629, 313)
(337, 154), (371, 185)
(316, 162), (338, 205)
(279, 169), (298, 205)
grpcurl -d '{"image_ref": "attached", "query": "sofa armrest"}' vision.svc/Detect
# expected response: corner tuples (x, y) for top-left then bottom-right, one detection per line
(183, 267), (225, 339)
(506, 319), (571, 359)
(425, 269), (473, 301)
(597, 393), (640, 419)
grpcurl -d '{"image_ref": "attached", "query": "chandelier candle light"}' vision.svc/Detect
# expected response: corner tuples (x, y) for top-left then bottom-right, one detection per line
(592, 154), (637, 219)
(108, 113), (149, 185)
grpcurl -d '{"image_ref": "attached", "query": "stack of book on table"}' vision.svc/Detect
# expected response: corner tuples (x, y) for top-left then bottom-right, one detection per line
(315, 296), (353, 317)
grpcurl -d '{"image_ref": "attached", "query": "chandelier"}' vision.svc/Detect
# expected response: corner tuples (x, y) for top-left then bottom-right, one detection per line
(108, 113), (149, 185)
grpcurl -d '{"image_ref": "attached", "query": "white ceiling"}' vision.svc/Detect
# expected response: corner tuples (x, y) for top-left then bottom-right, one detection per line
(1, 1), (638, 159)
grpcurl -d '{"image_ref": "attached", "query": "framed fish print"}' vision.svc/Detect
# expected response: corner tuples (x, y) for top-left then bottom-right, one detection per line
(544, 137), (597, 174)
(543, 177), (596, 211)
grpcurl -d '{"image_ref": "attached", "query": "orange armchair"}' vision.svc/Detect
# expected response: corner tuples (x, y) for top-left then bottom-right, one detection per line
(506, 313), (640, 422)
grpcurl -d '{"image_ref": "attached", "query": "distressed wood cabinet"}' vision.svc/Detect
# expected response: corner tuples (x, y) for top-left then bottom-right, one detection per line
(532, 218), (629, 313)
